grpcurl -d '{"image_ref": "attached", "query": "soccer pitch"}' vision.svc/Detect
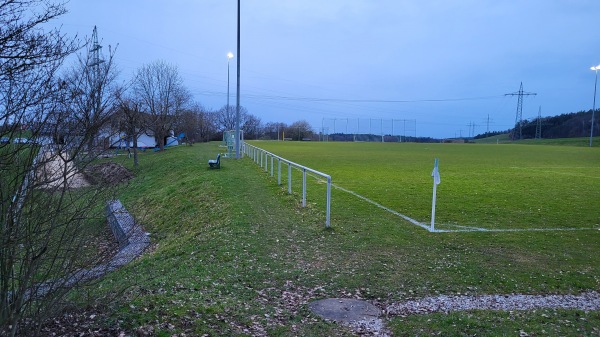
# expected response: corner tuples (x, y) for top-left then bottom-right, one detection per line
(247, 141), (599, 232)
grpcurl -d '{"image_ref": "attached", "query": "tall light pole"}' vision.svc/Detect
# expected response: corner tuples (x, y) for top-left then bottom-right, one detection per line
(227, 52), (233, 116)
(590, 64), (600, 147)
(235, 0), (241, 159)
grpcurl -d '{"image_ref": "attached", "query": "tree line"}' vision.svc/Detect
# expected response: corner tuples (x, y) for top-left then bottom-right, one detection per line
(518, 110), (598, 139)
(473, 110), (599, 140)
(0, 1), (317, 335)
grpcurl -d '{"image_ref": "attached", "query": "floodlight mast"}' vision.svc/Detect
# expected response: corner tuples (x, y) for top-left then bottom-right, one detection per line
(235, 0), (241, 159)
(590, 65), (600, 147)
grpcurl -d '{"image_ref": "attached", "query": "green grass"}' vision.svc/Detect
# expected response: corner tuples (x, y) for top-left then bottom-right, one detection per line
(252, 141), (599, 232)
(390, 309), (599, 336)
(76, 143), (599, 336)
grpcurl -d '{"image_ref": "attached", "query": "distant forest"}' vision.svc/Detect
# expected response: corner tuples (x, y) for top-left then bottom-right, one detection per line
(474, 110), (598, 140)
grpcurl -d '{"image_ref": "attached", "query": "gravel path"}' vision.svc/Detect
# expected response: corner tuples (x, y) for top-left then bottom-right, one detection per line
(386, 291), (600, 316)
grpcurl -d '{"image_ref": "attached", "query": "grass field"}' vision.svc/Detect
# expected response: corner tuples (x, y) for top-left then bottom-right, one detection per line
(251, 141), (599, 232)
(74, 142), (599, 336)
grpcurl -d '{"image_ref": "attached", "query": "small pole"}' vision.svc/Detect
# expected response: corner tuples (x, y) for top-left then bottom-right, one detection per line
(278, 159), (281, 185)
(430, 158), (440, 232)
(326, 176), (331, 228)
(288, 163), (292, 194)
(302, 168), (307, 207)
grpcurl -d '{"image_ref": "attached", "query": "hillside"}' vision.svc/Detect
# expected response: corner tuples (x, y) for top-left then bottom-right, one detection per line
(473, 110), (598, 143)
(520, 110), (598, 139)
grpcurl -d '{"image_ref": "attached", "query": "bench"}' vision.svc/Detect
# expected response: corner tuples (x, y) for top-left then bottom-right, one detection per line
(208, 153), (221, 169)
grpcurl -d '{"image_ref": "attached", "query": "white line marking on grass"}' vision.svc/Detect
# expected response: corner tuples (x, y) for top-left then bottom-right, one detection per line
(331, 183), (430, 231)
(298, 170), (598, 233)
(331, 184), (599, 233)
(443, 224), (489, 231)
(447, 227), (600, 233)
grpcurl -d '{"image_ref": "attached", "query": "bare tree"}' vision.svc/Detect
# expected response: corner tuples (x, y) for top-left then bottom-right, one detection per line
(133, 60), (190, 151)
(287, 120), (314, 140)
(175, 103), (218, 143)
(216, 104), (248, 132)
(264, 122), (287, 140)
(197, 108), (218, 142)
(114, 87), (144, 166)
(1, 2), (118, 336)
(242, 114), (262, 140)
(62, 26), (119, 153)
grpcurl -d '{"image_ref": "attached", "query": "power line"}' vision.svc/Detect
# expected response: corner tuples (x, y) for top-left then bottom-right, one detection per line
(466, 121), (478, 137)
(196, 90), (503, 104)
(243, 94), (503, 104)
(483, 114), (494, 133)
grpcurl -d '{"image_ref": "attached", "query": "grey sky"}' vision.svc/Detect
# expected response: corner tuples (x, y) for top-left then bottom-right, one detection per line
(57, 1), (600, 138)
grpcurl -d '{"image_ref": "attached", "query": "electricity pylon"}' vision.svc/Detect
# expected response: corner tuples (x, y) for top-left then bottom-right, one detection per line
(506, 82), (536, 140)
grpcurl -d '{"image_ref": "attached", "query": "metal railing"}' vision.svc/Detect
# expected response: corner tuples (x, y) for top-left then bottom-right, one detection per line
(243, 142), (331, 227)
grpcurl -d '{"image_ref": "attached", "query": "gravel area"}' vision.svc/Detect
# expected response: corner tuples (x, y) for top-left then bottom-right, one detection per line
(36, 150), (90, 188)
(386, 291), (600, 316)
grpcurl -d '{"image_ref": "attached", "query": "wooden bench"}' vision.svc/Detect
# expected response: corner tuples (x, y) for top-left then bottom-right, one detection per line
(208, 153), (221, 169)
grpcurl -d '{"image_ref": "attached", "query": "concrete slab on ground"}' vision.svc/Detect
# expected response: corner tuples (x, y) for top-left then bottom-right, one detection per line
(309, 298), (381, 323)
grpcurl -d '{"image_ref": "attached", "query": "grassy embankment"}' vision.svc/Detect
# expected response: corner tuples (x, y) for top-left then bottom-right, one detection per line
(81, 142), (598, 336)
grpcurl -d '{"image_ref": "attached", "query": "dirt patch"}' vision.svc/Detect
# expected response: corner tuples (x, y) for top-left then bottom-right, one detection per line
(85, 162), (134, 186)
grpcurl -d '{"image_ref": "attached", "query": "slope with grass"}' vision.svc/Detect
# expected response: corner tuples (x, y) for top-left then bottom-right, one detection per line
(72, 143), (599, 336)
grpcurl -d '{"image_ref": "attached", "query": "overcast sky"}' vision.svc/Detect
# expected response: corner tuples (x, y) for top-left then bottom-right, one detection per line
(55, 0), (600, 138)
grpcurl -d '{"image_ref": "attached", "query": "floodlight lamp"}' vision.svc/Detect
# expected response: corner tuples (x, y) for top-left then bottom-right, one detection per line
(227, 52), (234, 59)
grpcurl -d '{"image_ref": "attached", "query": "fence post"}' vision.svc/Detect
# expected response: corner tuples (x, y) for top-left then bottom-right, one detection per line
(264, 153), (268, 172)
(302, 168), (307, 207)
(288, 163), (292, 194)
(243, 142), (332, 228)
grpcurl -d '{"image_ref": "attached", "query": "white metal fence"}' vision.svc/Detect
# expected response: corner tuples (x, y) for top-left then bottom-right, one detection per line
(243, 142), (332, 227)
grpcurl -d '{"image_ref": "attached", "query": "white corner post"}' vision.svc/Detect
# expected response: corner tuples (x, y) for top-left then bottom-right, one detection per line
(430, 158), (441, 232)
(326, 176), (331, 228)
